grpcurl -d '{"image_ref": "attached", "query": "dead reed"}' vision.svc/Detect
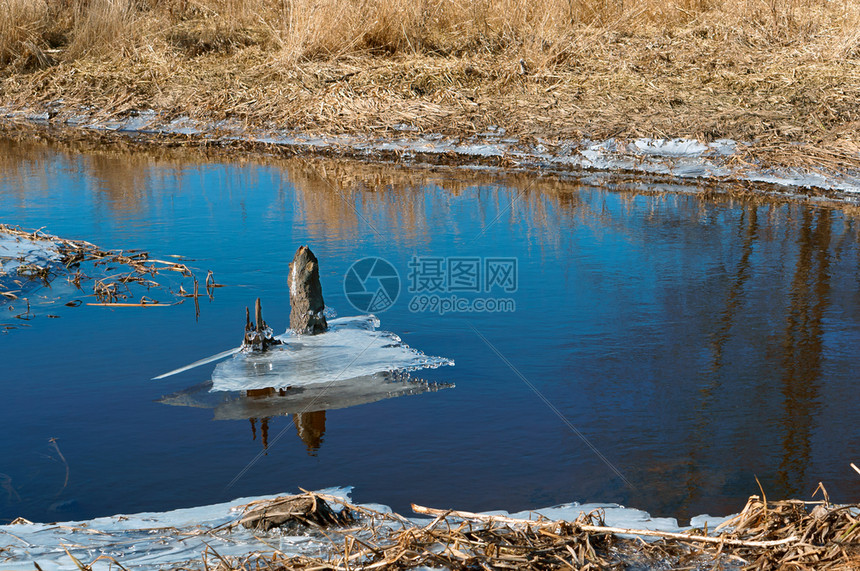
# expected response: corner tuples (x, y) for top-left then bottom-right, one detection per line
(0, 1), (858, 170)
(64, 0), (143, 59)
(195, 488), (860, 570)
(0, 223), (206, 331)
(0, 0), (51, 67)
(4, 1), (859, 64)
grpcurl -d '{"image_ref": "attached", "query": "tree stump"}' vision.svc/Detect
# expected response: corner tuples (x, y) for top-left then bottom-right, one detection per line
(289, 245), (327, 334)
(242, 297), (281, 351)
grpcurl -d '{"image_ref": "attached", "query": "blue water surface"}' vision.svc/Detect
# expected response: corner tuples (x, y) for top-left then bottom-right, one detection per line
(1, 138), (859, 524)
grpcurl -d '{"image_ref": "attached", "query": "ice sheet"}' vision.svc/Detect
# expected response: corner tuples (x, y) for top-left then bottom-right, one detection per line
(0, 488), (737, 570)
(7, 104), (860, 195)
(210, 315), (453, 392)
(632, 138), (710, 157)
(0, 232), (62, 278)
(509, 503), (731, 534)
(0, 488), (354, 571)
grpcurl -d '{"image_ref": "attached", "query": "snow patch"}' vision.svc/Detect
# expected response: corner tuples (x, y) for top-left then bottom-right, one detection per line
(633, 138), (710, 157)
(0, 488), (354, 571)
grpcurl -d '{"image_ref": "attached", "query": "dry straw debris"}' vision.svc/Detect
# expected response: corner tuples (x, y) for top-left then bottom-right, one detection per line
(194, 488), (860, 570)
(0, 223), (209, 330)
(1, 1), (859, 170)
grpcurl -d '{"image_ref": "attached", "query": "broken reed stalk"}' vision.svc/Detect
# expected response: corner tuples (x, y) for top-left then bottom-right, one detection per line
(411, 504), (799, 548)
(1, 224), (211, 323)
(241, 297), (281, 351)
(205, 270), (215, 300)
(203, 489), (860, 571)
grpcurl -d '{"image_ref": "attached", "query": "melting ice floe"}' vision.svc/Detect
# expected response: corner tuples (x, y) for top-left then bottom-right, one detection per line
(156, 315), (453, 392)
(0, 487), (734, 571)
(212, 315), (453, 392)
(0, 232), (62, 281)
(0, 231), (67, 308)
(0, 489), (354, 571)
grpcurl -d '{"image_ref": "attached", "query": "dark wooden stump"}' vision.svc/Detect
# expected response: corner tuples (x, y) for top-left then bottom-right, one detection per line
(242, 297), (281, 351)
(239, 493), (353, 531)
(289, 245), (327, 334)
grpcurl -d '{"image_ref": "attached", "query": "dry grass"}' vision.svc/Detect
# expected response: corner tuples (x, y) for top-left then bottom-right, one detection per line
(196, 490), (860, 570)
(65, 0), (143, 59)
(0, 0), (51, 66)
(0, 0), (854, 64)
(1, 0), (859, 169)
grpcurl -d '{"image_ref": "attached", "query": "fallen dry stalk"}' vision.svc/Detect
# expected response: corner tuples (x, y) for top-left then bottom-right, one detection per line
(196, 489), (860, 570)
(1, 223), (209, 329)
(411, 504), (800, 548)
(85, 301), (179, 307)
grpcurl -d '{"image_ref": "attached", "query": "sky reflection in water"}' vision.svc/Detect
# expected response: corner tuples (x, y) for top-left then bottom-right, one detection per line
(1, 138), (859, 525)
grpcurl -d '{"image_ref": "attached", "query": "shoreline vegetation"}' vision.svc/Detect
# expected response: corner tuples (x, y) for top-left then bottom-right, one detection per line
(1, 0), (859, 175)
(224, 490), (860, 570)
(0, 223), (214, 331)
(8, 489), (859, 570)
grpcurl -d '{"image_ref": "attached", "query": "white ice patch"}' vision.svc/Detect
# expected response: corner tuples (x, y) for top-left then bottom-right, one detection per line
(0, 232), (62, 277)
(0, 489), (737, 570)
(116, 110), (158, 132)
(210, 315), (453, 392)
(290, 260), (298, 296)
(9, 104), (860, 195)
(508, 503), (731, 535)
(579, 137), (735, 179)
(163, 116), (200, 135)
(0, 488), (354, 571)
(745, 167), (860, 193)
(709, 138), (737, 155)
(632, 138), (710, 157)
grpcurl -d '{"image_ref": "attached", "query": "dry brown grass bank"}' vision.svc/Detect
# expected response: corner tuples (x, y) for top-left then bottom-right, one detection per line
(3, 0), (859, 63)
(1, 0), (859, 169)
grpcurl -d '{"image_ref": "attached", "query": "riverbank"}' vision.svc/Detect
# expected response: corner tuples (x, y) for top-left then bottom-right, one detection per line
(1, 0), (859, 188)
(2, 488), (858, 570)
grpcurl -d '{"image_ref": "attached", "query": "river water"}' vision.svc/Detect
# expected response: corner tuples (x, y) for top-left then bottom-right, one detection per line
(1, 137), (858, 526)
